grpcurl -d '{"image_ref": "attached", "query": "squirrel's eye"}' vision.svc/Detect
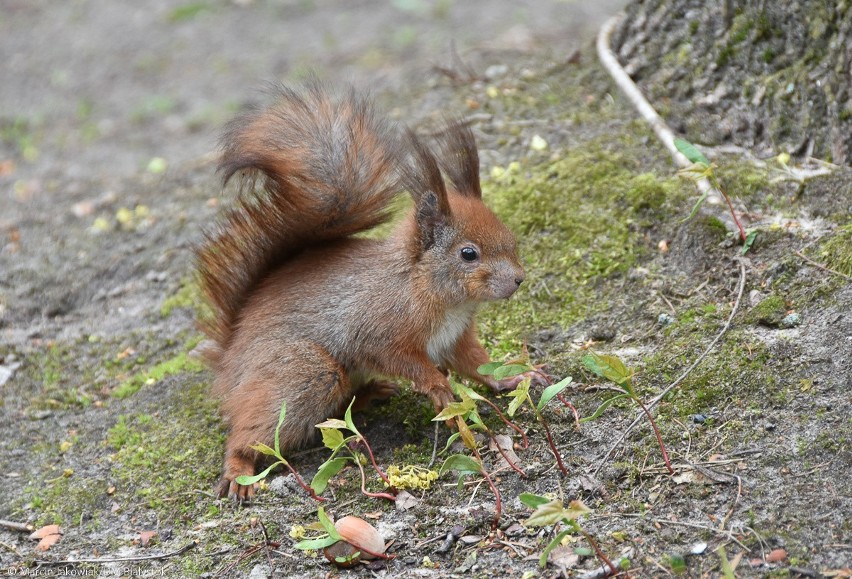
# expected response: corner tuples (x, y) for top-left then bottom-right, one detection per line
(460, 247), (479, 262)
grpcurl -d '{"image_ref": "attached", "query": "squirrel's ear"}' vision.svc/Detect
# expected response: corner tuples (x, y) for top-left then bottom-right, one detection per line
(400, 130), (451, 251)
(435, 120), (481, 199)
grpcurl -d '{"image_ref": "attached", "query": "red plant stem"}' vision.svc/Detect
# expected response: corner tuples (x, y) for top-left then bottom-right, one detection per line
(633, 397), (674, 475)
(556, 393), (582, 428)
(580, 530), (618, 576)
(712, 176), (747, 242)
(484, 429), (527, 478)
(469, 442), (502, 530)
(358, 436), (397, 494)
(354, 456), (397, 501)
(284, 462), (327, 502)
(535, 410), (569, 476)
(481, 397), (529, 449)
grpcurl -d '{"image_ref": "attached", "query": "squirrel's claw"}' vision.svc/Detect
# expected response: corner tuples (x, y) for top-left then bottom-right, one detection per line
(216, 477), (256, 503)
(492, 366), (550, 392)
(218, 453), (258, 503)
(427, 384), (456, 412)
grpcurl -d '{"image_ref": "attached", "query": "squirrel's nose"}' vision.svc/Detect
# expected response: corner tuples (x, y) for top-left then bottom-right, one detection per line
(515, 275), (525, 286)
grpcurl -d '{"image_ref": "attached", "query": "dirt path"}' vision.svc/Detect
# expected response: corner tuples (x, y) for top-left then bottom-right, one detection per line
(2, 1), (850, 578)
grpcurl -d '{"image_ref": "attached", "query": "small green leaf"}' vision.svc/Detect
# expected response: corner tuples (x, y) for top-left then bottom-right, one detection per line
(666, 552), (687, 575)
(519, 492), (551, 509)
(453, 381), (486, 401)
(310, 457), (349, 494)
(432, 398), (475, 422)
(439, 454), (483, 477)
(294, 535), (339, 550)
(457, 417), (477, 450)
(563, 500), (592, 519)
(718, 545), (735, 579)
(682, 189), (710, 222)
(677, 162), (713, 182)
(525, 499), (569, 527)
(536, 376), (573, 411)
(578, 393), (630, 423)
(525, 498), (591, 528)
(505, 377), (531, 417)
(319, 427), (345, 451)
(493, 363), (530, 380)
(441, 431), (461, 454)
(343, 397), (358, 435)
(582, 352), (632, 389)
(539, 529), (571, 568)
(477, 361), (503, 376)
(336, 551), (360, 564)
(741, 230), (758, 255)
(317, 506), (341, 541)
(249, 442), (280, 458)
(235, 462), (279, 486)
(273, 401), (287, 454)
(315, 418), (348, 430)
(674, 138), (710, 165)
(468, 410), (486, 430)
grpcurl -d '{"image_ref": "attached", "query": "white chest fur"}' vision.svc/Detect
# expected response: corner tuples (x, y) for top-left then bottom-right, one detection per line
(427, 304), (476, 365)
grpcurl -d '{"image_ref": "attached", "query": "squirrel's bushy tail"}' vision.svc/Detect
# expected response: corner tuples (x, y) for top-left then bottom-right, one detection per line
(197, 83), (401, 350)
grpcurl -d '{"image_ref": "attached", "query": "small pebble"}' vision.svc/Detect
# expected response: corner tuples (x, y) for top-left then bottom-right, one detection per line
(692, 414), (707, 424)
(781, 312), (801, 328)
(658, 313), (676, 326)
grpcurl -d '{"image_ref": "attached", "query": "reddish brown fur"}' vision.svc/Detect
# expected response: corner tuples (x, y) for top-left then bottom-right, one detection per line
(198, 85), (532, 500)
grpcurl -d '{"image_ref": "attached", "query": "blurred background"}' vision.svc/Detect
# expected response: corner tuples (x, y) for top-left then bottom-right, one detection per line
(0, 0), (627, 187)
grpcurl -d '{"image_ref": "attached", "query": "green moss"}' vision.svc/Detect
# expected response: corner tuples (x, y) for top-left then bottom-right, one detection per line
(479, 140), (688, 355)
(818, 222), (852, 276)
(26, 342), (96, 409)
(717, 160), (768, 200)
(167, 2), (211, 23)
(113, 350), (205, 399)
(27, 473), (108, 528)
(745, 293), (787, 327)
(160, 276), (204, 318)
(108, 379), (224, 512)
(22, 377), (224, 532)
(698, 215), (730, 240)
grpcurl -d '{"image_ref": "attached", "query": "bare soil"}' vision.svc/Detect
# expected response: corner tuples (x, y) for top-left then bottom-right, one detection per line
(1, 1), (850, 578)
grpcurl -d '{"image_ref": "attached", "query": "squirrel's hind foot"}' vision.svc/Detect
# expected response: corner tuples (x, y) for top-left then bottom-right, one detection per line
(351, 379), (400, 411)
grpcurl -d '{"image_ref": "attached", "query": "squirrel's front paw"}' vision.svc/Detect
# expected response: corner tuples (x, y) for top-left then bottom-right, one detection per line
(218, 454), (257, 503)
(425, 384), (455, 412)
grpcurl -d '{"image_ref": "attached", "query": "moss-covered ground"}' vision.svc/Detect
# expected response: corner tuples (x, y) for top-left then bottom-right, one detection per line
(2, 6), (850, 577)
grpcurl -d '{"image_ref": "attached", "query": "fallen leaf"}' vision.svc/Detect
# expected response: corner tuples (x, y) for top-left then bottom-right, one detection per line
(766, 548), (787, 563)
(139, 530), (157, 547)
(489, 434), (523, 471)
(363, 511), (383, 520)
(30, 524), (61, 540)
(547, 545), (579, 568)
(394, 490), (419, 511)
(30, 524), (62, 551)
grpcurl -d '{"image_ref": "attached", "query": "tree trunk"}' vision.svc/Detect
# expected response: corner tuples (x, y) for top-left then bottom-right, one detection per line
(612, 0), (851, 164)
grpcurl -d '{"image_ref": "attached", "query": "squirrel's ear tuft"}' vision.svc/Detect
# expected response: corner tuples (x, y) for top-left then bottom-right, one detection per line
(435, 120), (481, 199)
(400, 129), (451, 251)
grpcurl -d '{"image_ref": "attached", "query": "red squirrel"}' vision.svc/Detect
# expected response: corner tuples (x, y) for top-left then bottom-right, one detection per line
(198, 84), (531, 500)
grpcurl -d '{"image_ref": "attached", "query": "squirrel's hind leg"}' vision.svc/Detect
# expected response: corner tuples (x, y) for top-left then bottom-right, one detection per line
(216, 342), (353, 502)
